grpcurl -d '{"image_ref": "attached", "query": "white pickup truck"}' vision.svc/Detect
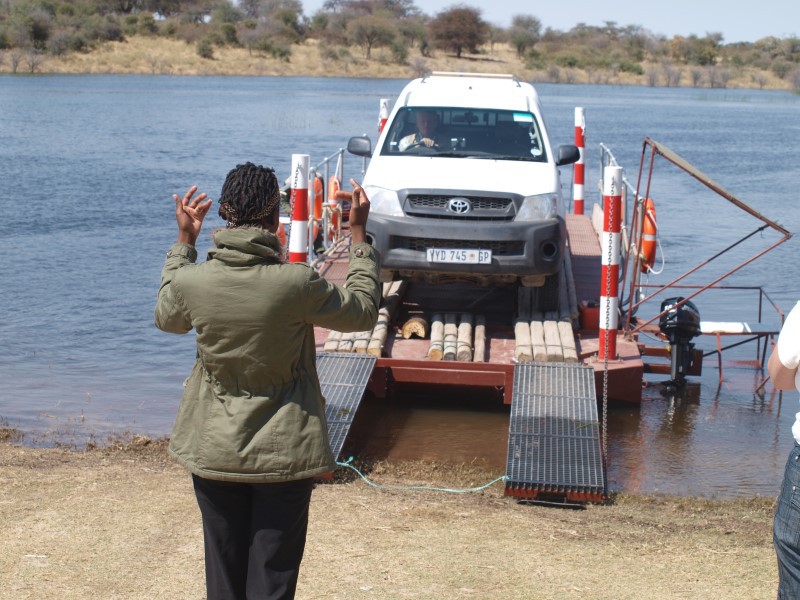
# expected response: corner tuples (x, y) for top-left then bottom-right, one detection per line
(348, 71), (579, 288)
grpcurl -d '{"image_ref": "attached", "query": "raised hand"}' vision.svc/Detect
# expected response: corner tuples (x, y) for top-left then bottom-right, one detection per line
(347, 179), (370, 245)
(173, 185), (212, 245)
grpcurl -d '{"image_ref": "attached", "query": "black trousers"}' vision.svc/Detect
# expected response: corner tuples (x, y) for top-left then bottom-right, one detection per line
(192, 474), (315, 600)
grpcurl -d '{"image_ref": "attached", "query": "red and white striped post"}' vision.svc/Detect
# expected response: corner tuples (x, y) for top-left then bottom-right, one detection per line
(573, 107), (586, 215)
(599, 166), (622, 360)
(288, 153), (310, 264)
(378, 98), (389, 134)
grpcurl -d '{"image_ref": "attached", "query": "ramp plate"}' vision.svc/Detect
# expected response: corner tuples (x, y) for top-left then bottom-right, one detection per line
(506, 362), (606, 502)
(316, 353), (376, 461)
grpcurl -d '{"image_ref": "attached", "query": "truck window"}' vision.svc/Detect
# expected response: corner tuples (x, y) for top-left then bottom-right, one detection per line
(382, 107), (547, 162)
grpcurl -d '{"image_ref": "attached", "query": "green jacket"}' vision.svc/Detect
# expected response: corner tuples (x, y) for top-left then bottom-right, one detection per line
(154, 227), (381, 482)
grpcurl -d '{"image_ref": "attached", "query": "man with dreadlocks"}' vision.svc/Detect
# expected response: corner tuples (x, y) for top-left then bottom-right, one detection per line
(155, 162), (380, 600)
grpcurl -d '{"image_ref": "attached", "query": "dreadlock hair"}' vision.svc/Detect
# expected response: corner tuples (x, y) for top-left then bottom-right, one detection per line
(218, 162), (281, 228)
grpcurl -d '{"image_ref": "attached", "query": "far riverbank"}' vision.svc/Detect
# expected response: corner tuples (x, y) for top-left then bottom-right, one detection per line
(2, 37), (793, 92)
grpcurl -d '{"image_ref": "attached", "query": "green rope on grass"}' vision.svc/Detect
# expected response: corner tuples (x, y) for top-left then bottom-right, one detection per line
(336, 456), (507, 494)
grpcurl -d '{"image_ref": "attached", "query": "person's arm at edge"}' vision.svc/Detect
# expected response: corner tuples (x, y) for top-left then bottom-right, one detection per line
(347, 177), (381, 325)
(348, 178), (368, 246)
(769, 348), (797, 391)
(304, 179), (381, 332)
(768, 301), (800, 391)
(154, 186), (212, 333)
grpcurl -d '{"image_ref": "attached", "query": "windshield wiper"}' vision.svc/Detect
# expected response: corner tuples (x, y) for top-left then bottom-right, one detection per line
(430, 151), (540, 161)
(434, 151), (488, 158)
(490, 155), (538, 162)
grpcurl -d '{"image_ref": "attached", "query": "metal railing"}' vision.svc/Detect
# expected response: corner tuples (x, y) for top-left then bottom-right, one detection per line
(593, 139), (792, 384)
(282, 148), (349, 265)
(620, 138), (791, 338)
(311, 149), (346, 259)
(598, 143), (640, 267)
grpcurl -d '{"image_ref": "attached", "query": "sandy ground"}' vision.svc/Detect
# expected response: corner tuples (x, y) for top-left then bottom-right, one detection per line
(0, 434), (779, 600)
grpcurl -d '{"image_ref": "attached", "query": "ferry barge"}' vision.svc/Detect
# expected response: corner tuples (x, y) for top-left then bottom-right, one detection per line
(284, 81), (791, 504)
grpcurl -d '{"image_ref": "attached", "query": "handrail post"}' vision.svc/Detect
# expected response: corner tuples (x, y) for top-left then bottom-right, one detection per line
(599, 166), (622, 360)
(573, 107), (585, 215)
(289, 154), (310, 264)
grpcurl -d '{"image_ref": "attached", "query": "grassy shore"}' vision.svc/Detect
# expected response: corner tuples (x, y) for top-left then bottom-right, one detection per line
(3, 36), (793, 92)
(0, 434), (778, 599)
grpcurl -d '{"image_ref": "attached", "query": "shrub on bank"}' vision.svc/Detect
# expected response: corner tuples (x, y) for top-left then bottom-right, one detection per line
(196, 37), (213, 60)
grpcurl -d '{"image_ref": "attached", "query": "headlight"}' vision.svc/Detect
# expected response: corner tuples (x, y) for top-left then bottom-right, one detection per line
(516, 194), (558, 221)
(365, 187), (404, 217)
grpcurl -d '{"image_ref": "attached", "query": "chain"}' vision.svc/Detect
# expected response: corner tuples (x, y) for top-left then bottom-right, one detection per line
(290, 161), (301, 214)
(601, 180), (615, 474)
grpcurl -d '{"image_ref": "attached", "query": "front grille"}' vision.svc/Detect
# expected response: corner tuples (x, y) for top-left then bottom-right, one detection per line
(405, 194), (514, 221)
(393, 236), (524, 256)
(409, 194), (511, 211)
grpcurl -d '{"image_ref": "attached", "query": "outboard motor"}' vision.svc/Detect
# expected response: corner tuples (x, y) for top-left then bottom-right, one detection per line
(658, 297), (701, 387)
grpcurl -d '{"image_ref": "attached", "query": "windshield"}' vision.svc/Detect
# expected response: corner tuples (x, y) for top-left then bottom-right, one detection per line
(381, 107), (548, 162)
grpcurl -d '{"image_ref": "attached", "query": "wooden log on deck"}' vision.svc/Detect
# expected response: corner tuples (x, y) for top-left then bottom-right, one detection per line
(428, 313), (444, 360)
(457, 313), (473, 362)
(352, 329), (372, 353)
(530, 319), (547, 362)
(443, 313), (458, 361)
(558, 319), (579, 362)
(401, 316), (429, 339)
(515, 286), (533, 362)
(514, 321), (532, 362)
(473, 315), (486, 363)
(544, 320), (564, 362)
(367, 280), (407, 357)
(366, 335), (384, 357)
(338, 331), (356, 353)
(323, 329), (342, 352)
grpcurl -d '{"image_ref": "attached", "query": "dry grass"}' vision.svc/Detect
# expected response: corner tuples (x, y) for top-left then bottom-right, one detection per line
(2, 36), (791, 91)
(0, 437), (778, 599)
(17, 36), (523, 79)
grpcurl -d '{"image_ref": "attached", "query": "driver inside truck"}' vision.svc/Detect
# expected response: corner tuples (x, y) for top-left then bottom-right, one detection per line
(398, 110), (446, 151)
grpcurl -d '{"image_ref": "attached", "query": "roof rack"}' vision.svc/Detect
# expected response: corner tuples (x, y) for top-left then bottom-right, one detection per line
(429, 71), (517, 81)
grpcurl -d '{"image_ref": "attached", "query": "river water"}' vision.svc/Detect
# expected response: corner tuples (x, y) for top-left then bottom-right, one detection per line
(1, 75), (799, 499)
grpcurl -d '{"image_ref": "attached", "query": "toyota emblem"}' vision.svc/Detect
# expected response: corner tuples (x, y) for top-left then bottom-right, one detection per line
(447, 198), (471, 214)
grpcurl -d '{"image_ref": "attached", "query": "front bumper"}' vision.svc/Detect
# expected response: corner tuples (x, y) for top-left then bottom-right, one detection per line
(366, 214), (565, 283)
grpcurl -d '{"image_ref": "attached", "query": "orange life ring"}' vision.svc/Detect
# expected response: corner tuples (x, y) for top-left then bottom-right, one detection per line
(312, 176), (324, 242)
(327, 175), (341, 233)
(277, 222), (287, 247)
(641, 197), (657, 273)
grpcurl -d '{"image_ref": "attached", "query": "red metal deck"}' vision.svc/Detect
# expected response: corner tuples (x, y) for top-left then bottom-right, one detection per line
(314, 214), (645, 404)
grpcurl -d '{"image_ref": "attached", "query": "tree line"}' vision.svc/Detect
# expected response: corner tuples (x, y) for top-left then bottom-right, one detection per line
(2, 0), (799, 90)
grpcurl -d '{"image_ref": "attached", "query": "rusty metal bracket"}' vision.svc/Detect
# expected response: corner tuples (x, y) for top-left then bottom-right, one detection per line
(621, 138), (792, 336)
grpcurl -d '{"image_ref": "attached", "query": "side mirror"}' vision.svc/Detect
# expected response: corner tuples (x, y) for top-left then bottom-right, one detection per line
(555, 144), (580, 166)
(348, 135), (372, 158)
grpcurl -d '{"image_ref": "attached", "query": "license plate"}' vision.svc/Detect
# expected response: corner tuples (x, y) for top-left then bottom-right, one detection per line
(426, 248), (492, 264)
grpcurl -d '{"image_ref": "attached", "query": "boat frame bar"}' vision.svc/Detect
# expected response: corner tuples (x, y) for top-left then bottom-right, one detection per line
(619, 137), (792, 344)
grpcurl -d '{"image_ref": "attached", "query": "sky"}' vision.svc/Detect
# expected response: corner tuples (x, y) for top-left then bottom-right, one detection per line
(299, 0), (799, 44)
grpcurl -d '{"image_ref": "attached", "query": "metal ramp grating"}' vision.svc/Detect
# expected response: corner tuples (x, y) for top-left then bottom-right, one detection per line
(505, 362), (606, 502)
(316, 353), (376, 461)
